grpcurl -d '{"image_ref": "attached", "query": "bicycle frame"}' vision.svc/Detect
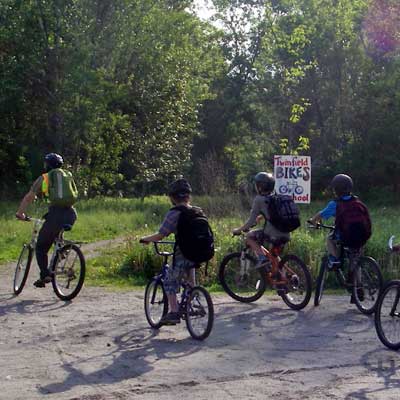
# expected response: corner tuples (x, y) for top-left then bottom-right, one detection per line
(151, 241), (194, 313)
(238, 234), (293, 288)
(308, 222), (360, 288)
(27, 218), (43, 248)
(25, 217), (80, 274)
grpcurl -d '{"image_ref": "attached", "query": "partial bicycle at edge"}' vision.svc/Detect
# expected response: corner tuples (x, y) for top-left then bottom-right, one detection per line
(374, 235), (400, 350)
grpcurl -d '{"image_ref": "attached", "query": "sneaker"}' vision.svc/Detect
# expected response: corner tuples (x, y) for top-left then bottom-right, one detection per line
(33, 279), (46, 288)
(160, 312), (181, 325)
(33, 274), (52, 288)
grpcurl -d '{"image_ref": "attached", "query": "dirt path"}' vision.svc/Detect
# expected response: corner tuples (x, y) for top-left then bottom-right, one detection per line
(1, 257), (399, 399)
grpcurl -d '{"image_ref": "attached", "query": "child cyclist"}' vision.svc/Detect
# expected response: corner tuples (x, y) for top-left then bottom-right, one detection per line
(232, 172), (290, 270)
(139, 179), (196, 325)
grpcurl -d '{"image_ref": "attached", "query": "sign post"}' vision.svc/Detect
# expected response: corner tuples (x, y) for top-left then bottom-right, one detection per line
(273, 155), (311, 204)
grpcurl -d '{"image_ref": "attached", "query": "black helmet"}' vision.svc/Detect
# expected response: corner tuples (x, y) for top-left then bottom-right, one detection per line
(254, 172), (275, 194)
(331, 174), (353, 196)
(44, 153), (63, 171)
(168, 178), (192, 198)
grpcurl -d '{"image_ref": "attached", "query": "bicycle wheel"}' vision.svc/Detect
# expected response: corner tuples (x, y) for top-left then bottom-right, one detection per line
(218, 252), (266, 303)
(279, 255), (312, 310)
(185, 286), (214, 340)
(352, 256), (383, 315)
(144, 278), (168, 329)
(13, 244), (33, 295)
(314, 256), (329, 306)
(52, 244), (85, 301)
(375, 280), (400, 350)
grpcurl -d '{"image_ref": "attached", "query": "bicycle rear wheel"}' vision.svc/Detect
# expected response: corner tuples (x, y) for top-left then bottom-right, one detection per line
(13, 244), (33, 295)
(218, 252), (266, 303)
(352, 256), (383, 315)
(375, 280), (400, 350)
(185, 286), (214, 340)
(314, 256), (328, 306)
(52, 244), (85, 301)
(144, 278), (168, 329)
(279, 255), (312, 310)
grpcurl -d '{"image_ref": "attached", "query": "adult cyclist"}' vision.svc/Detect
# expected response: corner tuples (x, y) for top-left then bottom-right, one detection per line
(15, 153), (77, 288)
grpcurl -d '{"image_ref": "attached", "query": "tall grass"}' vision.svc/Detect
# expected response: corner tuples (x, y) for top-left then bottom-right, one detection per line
(2, 196), (400, 286)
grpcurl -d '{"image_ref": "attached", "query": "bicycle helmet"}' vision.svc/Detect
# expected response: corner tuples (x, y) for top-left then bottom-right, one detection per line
(168, 178), (192, 198)
(331, 174), (353, 196)
(44, 153), (63, 171)
(254, 172), (275, 194)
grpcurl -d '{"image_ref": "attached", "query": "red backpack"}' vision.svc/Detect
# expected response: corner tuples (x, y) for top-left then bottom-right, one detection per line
(335, 196), (372, 248)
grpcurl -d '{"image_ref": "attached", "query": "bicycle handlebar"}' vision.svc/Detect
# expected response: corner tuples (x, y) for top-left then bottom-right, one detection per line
(16, 214), (42, 223)
(144, 241), (175, 256)
(306, 220), (335, 231)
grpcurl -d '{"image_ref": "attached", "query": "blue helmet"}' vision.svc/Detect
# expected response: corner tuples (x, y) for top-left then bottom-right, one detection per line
(44, 153), (63, 171)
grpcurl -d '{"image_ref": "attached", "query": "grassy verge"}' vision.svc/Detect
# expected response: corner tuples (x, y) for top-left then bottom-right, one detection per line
(2, 196), (400, 287)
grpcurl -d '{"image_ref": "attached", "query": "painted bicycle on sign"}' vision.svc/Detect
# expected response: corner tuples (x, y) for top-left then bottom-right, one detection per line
(278, 181), (304, 195)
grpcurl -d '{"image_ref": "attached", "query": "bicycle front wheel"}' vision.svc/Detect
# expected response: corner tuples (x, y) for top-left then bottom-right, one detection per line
(218, 252), (266, 302)
(314, 256), (328, 306)
(185, 286), (214, 340)
(144, 278), (168, 329)
(279, 255), (312, 310)
(352, 256), (383, 315)
(52, 244), (85, 301)
(14, 244), (33, 295)
(375, 280), (400, 350)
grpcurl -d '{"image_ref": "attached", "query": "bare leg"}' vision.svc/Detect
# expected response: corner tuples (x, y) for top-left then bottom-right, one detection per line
(246, 237), (264, 256)
(167, 294), (179, 313)
(326, 236), (339, 258)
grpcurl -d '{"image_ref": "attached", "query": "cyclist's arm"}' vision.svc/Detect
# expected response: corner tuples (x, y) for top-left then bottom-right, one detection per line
(310, 201), (337, 225)
(234, 196), (262, 233)
(16, 190), (36, 219)
(139, 232), (165, 244)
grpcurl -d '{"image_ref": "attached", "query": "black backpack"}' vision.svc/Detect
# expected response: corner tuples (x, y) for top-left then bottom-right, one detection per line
(173, 205), (215, 264)
(266, 194), (301, 233)
(335, 196), (372, 248)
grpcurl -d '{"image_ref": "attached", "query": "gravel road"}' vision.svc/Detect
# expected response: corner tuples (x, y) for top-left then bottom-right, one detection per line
(1, 257), (399, 400)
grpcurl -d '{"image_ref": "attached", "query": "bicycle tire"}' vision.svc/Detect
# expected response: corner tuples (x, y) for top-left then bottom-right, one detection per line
(375, 280), (400, 350)
(144, 278), (168, 329)
(13, 244), (33, 295)
(52, 244), (85, 301)
(352, 256), (383, 315)
(185, 286), (214, 340)
(218, 252), (266, 303)
(314, 256), (328, 306)
(279, 255), (312, 310)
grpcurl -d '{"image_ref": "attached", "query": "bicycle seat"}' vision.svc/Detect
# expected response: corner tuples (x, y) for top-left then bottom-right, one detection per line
(63, 224), (72, 231)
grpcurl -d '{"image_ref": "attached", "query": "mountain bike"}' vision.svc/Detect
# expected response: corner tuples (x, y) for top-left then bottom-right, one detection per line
(14, 216), (85, 301)
(143, 241), (214, 340)
(374, 235), (400, 350)
(218, 232), (312, 310)
(308, 221), (382, 315)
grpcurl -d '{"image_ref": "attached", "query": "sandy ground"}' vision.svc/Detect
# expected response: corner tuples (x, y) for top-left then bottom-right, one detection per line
(1, 249), (400, 400)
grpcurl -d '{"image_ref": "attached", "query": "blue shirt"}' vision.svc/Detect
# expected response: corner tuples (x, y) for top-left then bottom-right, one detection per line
(320, 195), (352, 220)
